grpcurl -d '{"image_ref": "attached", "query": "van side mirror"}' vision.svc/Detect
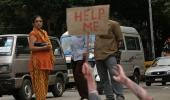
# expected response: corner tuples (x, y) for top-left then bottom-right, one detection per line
(54, 48), (61, 56)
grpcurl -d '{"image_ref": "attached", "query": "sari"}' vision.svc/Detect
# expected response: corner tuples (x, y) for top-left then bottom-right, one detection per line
(29, 28), (54, 100)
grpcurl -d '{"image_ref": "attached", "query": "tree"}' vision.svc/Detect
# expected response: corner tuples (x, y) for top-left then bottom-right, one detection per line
(0, 0), (169, 58)
(0, 0), (70, 35)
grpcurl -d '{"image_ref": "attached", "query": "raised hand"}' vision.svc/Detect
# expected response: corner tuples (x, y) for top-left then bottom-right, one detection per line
(113, 64), (127, 84)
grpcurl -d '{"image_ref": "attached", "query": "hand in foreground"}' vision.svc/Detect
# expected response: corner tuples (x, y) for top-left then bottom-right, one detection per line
(82, 62), (91, 77)
(113, 64), (127, 84)
(113, 64), (154, 100)
(82, 62), (97, 92)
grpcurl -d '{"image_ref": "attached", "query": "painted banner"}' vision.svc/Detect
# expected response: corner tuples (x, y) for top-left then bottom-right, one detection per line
(67, 5), (110, 35)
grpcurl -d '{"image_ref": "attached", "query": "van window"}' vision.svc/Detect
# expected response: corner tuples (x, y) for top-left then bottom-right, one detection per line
(50, 38), (62, 57)
(0, 36), (13, 56)
(16, 37), (30, 54)
(125, 36), (140, 50)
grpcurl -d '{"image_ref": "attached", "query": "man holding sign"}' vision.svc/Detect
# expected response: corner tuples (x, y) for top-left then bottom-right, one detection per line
(67, 5), (124, 100)
(94, 20), (124, 100)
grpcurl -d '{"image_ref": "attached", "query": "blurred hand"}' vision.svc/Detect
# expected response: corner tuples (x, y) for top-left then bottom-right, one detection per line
(44, 44), (52, 50)
(82, 62), (97, 91)
(113, 64), (127, 84)
(82, 62), (91, 76)
(118, 40), (123, 49)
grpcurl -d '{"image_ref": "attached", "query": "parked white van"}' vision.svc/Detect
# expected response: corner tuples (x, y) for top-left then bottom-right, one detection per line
(0, 34), (68, 100)
(119, 26), (145, 83)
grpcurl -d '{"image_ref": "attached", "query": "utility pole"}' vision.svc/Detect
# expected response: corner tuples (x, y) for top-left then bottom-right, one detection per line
(148, 0), (155, 59)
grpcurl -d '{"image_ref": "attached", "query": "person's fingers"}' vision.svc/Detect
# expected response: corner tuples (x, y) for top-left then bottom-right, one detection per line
(82, 64), (85, 74)
(117, 64), (123, 73)
(113, 70), (119, 76)
(113, 76), (119, 81)
(82, 62), (91, 75)
(82, 63), (87, 74)
(117, 64), (121, 70)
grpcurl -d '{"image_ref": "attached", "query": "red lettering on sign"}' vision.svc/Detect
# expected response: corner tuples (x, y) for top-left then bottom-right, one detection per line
(84, 9), (89, 21)
(83, 21), (99, 32)
(74, 8), (106, 22)
(83, 22), (93, 32)
(93, 21), (99, 31)
(74, 11), (82, 21)
(91, 10), (98, 20)
(98, 8), (105, 19)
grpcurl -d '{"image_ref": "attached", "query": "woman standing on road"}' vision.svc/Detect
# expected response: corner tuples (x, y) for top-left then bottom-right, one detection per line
(28, 15), (54, 100)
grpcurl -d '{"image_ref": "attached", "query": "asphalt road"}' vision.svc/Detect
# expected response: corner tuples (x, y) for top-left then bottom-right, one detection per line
(1, 83), (170, 100)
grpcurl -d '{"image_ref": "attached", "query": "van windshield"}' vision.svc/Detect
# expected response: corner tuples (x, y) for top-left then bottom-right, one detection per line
(0, 36), (13, 56)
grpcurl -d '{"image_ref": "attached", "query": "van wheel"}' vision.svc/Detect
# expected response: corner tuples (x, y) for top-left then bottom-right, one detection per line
(132, 70), (140, 84)
(51, 77), (65, 97)
(13, 79), (33, 100)
(146, 82), (151, 86)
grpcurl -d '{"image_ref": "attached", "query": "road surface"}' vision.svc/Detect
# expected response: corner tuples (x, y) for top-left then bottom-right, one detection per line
(1, 83), (170, 100)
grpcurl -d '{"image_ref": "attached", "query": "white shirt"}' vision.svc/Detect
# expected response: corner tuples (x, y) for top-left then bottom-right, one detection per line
(70, 35), (87, 61)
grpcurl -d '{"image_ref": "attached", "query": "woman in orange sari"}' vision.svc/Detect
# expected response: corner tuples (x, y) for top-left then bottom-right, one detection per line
(28, 15), (54, 100)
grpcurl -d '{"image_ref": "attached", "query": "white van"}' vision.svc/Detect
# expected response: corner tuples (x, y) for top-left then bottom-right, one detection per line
(0, 34), (68, 100)
(119, 26), (145, 84)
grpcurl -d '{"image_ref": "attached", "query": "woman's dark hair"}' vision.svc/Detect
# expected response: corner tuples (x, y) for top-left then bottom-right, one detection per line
(31, 15), (42, 23)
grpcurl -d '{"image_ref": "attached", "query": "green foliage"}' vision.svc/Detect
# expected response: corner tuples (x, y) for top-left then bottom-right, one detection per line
(0, 0), (69, 34)
(0, 0), (96, 34)
(0, 0), (169, 39)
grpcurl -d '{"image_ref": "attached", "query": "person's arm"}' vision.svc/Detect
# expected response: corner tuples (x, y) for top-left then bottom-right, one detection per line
(113, 65), (153, 100)
(110, 20), (123, 48)
(82, 62), (97, 93)
(29, 35), (51, 52)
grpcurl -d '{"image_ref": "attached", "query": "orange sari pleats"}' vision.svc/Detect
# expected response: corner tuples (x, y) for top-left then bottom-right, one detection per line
(30, 67), (49, 100)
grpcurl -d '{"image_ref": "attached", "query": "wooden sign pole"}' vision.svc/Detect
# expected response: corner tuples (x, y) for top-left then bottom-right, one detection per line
(85, 32), (90, 62)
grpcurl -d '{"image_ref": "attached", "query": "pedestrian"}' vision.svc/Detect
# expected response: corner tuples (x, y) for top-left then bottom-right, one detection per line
(113, 65), (153, 100)
(28, 15), (55, 100)
(161, 37), (170, 56)
(95, 20), (124, 100)
(70, 35), (89, 100)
